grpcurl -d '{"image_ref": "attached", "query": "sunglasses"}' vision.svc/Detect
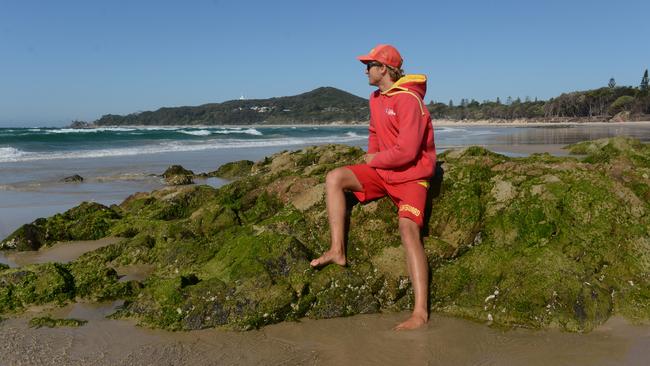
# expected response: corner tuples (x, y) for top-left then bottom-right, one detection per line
(366, 62), (383, 71)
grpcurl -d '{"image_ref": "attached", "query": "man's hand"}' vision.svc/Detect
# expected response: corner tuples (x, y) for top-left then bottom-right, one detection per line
(364, 153), (375, 164)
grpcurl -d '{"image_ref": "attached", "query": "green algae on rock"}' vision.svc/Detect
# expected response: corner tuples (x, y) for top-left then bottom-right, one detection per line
(1, 140), (649, 332)
(29, 315), (87, 328)
(0, 256), (136, 313)
(162, 165), (195, 185)
(0, 263), (75, 312)
(201, 160), (254, 180)
(0, 202), (121, 251)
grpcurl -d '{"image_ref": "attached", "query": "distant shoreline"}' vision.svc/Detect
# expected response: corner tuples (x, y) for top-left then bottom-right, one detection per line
(77, 120), (650, 129)
(434, 120), (650, 127)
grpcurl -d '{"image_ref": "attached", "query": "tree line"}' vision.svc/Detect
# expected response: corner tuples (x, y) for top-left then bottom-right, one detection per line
(428, 69), (650, 121)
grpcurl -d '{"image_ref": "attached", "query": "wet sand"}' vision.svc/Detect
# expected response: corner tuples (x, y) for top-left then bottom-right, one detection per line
(2, 303), (650, 366)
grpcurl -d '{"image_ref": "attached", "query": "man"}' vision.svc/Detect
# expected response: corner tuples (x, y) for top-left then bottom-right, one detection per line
(310, 44), (436, 330)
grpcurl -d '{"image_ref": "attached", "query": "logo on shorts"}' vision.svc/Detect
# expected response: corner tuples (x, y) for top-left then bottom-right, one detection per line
(399, 204), (421, 217)
(385, 107), (396, 116)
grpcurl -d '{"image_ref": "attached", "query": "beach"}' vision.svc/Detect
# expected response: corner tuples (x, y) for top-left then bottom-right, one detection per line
(3, 123), (650, 365)
(2, 305), (650, 365)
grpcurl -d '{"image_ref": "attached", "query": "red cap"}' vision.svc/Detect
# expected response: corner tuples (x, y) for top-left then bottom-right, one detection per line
(357, 44), (403, 68)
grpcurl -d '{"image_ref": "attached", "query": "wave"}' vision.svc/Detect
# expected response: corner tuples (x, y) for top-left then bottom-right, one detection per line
(45, 127), (137, 134)
(0, 133), (366, 163)
(176, 128), (263, 136)
(213, 128), (263, 136)
(0, 147), (27, 162)
(135, 126), (182, 131)
(178, 129), (212, 136)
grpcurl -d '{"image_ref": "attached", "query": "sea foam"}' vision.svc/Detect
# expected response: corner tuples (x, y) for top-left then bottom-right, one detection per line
(178, 129), (212, 136)
(45, 127), (137, 134)
(213, 128), (263, 136)
(0, 147), (28, 162)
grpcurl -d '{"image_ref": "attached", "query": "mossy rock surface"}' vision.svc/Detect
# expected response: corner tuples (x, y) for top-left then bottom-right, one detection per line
(29, 316), (87, 328)
(162, 165), (194, 178)
(204, 160), (254, 179)
(0, 263), (75, 312)
(0, 202), (121, 250)
(162, 165), (195, 185)
(2, 140), (650, 332)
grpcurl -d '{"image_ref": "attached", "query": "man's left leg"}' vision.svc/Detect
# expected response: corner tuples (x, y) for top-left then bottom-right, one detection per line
(394, 217), (429, 330)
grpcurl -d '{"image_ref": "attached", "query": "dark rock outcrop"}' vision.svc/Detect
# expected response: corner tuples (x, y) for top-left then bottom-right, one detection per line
(162, 165), (194, 185)
(61, 174), (84, 183)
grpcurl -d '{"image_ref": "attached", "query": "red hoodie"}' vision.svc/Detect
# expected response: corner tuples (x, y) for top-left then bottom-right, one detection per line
(367, 74), (436, 183)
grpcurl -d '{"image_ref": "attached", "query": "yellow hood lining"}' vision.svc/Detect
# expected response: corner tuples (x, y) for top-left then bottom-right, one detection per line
(382, 74), (427, 94)
(378, 74), (427, 115)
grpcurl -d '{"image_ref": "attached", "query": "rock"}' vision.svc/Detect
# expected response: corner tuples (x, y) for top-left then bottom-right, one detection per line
(0, 263), (75, 312)
(68, 120), (93, 129)
(610, 111), (631, 122)
(29, 316), (87, 328)
(204, 160), (254, 180)
(0, 222), (46, 250)
(162, 165), (194, 185)
(291, 183), (325, 211)
(2, 139), (650, 333)
(165, 174), (194, 185)
(0, 202), (121, 250)
(61, 174), (84, 183)
(163, 165), (194, 178)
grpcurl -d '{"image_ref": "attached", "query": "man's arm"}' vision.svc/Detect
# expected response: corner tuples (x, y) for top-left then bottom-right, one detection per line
(368, 95), (425, 169)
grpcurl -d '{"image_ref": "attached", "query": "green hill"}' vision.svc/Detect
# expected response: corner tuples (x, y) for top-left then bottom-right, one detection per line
(94, 87), (369, 126)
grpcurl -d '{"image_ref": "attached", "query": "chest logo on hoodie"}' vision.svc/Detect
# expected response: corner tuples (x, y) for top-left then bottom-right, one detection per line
(385, 107), (396, 116)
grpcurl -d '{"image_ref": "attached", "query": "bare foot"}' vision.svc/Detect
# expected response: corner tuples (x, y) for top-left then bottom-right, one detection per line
(393, 313), (428, 331)
(310, 250), (346, 268)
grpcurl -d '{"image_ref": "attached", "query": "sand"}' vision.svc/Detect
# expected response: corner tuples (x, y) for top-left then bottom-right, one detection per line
(2, 304), (649, 366)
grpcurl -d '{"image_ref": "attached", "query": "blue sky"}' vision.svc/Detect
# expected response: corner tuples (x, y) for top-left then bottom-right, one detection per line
(1, 0), (649, 126)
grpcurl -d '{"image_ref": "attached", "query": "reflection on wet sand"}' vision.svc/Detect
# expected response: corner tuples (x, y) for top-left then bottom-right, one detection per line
(2, 304), (650, 366)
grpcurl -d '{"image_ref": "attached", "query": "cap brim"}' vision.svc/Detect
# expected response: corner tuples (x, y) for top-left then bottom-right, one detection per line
(356, 55), (375, 64)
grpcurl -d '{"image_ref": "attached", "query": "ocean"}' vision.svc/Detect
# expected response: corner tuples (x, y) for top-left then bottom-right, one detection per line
(1, 123), (650, 241)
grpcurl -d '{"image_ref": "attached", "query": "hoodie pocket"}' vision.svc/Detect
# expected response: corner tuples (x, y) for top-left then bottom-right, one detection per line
(384, 155), (434, 184)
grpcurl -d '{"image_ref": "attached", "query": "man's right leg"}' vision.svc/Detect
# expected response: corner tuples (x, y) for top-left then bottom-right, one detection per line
(310, 167), (363, 267)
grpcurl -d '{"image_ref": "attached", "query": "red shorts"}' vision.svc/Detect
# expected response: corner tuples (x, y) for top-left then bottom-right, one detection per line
(346, 164), (429, 227)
